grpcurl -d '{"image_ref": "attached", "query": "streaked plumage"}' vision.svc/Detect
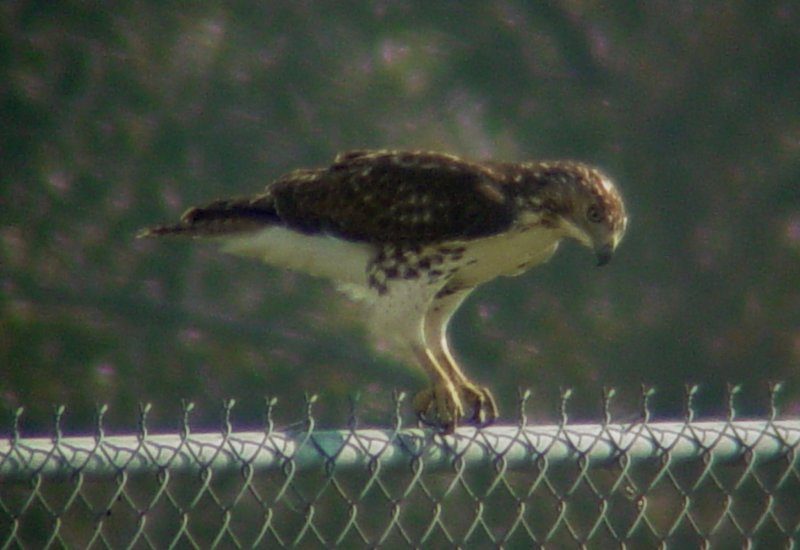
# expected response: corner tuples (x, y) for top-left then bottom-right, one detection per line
(139, 150), (627, 431)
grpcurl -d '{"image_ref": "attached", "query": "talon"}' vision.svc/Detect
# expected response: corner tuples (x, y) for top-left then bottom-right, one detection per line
(413, 382), (498, 431)
(413, 383), (463, 433)
(413, 388), (436, 426)
(461, 385), (498, 427)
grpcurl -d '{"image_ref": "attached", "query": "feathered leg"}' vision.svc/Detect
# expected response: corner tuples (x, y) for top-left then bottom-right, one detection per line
(416, 288), (498, 428)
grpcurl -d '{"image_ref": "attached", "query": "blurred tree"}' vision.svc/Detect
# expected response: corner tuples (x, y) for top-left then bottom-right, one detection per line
(1, 1), (798, 432)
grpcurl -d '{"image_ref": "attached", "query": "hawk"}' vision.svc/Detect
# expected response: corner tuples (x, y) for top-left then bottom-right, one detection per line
(139, 150), (627, 432)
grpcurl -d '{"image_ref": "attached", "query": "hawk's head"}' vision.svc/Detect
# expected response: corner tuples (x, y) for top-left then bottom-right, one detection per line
(518, 161), (628, 266)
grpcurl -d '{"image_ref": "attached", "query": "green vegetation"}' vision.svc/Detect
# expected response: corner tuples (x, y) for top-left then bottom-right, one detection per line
(2, 2), (798, 432)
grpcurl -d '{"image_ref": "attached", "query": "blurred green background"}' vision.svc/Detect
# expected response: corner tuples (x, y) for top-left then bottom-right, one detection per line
(2, 1), (798, 434)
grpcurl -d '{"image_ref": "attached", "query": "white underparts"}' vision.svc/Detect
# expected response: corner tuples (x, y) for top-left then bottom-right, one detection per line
(214, 222), (568, 367)
(447, 226), (562, 285)
(217, 227), (373, 286)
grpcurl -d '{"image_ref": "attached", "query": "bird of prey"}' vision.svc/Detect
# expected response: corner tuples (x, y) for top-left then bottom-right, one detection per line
(139, 150), (627, 432)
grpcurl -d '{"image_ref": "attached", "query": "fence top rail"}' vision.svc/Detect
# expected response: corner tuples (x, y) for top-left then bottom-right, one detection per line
(2, 419), (798, 479)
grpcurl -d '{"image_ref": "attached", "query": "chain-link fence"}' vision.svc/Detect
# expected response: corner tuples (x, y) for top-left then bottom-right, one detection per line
(2, 385), (798, 549)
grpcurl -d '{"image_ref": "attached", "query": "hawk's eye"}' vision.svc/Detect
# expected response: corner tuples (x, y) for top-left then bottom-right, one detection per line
(586, 205), (604, 223)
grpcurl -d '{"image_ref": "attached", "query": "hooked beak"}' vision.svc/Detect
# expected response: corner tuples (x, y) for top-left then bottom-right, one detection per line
(595, 243), (615, 267)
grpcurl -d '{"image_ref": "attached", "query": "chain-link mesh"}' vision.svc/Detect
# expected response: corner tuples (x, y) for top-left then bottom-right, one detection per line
(2, 385), (799, 549)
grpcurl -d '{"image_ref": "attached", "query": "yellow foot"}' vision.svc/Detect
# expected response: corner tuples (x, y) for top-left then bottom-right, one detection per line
(413, 383), (464, 434)
(461, 384), (498, 427)
(413, 383), (498, 432)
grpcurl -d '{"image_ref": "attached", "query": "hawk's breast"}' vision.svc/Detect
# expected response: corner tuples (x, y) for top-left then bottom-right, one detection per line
(215, 212), (562, 302)
(444, 224), (562, 287)
(366, 222), (563, 299)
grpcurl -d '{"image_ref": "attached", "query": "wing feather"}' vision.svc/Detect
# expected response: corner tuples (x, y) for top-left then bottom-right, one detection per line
(271, 150), (515, 244)
(139, 150), (517, 244)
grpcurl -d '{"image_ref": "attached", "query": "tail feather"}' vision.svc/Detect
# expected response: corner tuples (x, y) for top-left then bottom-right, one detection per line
(137, 194), (280, 238)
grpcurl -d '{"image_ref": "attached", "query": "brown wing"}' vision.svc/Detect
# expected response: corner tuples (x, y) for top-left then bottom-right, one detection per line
(270, 150), (515, 244)
(138, 150), (516, 243)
